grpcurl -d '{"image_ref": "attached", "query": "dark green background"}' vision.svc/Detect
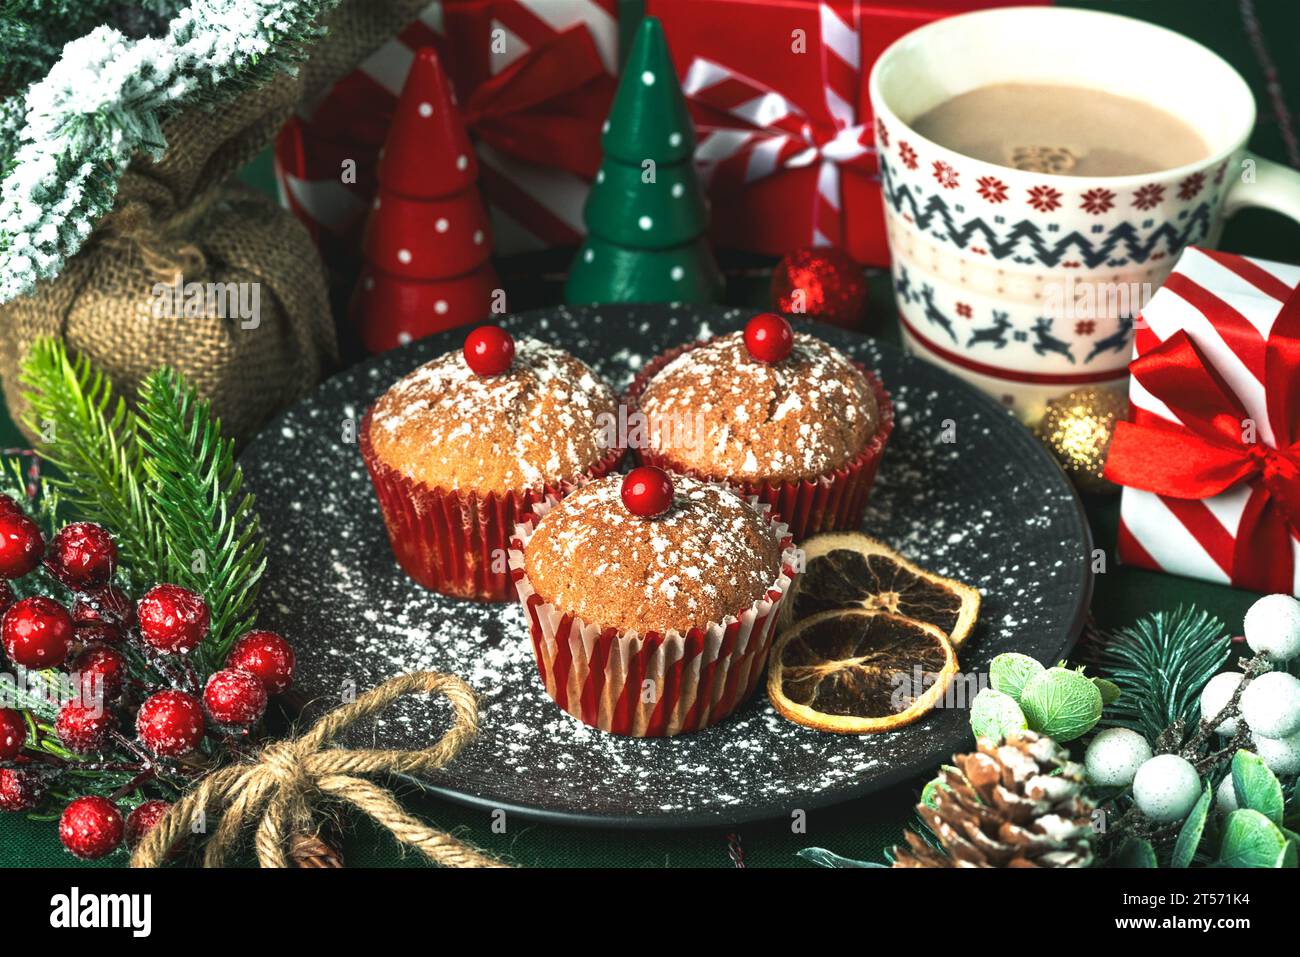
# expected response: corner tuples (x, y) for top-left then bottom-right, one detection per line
(1, 0), (1297, 867)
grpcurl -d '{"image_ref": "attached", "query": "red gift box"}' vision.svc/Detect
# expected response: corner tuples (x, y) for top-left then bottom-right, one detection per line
(636, 0), (1047, 266)
(275, 0), (618, 268)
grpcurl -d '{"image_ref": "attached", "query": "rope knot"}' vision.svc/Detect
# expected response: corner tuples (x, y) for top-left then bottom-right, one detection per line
(130, 671), (507, 868)
(259, 739), (313, 792)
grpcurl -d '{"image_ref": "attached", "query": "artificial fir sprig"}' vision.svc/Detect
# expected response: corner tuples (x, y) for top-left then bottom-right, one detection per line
(17, 338), (164, 590)
(18, 339), (264, 659)
(1086, 606), (1232, 743)
(0, 0), (338, 303)
(135, 369), (265, 670)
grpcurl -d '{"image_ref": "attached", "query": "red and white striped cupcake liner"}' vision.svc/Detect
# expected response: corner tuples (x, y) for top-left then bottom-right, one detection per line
(624, 341), (894, 542)
(509, 494), (799, 737)
(360, 409), (624, 603)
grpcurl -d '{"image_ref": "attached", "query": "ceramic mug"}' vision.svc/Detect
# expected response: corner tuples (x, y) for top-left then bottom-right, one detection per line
(868, 6), (1300, 421)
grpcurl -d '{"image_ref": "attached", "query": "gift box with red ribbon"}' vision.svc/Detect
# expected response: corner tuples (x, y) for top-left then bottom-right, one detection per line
(1104, 247), (1300, 595)
(632, 0), (1042, 266)
(274, 0), (618, 268)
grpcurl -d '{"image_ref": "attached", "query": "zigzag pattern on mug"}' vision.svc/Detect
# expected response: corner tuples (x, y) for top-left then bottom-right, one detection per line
(880, 159), (1216, 268)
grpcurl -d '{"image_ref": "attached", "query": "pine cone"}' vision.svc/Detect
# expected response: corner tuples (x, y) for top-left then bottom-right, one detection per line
(893, 732), (1096, 868)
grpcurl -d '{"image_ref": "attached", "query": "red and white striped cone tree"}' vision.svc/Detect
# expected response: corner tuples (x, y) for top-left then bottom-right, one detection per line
(350, 47), (500, 352)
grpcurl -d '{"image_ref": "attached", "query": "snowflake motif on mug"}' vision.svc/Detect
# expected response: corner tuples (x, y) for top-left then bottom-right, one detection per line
(898, 141), (918, 171)
(1178, 172), (1206, 200)
(1131, 183), (1165, 211)
(1079, 188), (1116, 215)
(1026, 184), (1062, 213)
(1075, 320), (1096, 336)
(976, 175), (1008, 204)
(1213, 161), (1228, 186)
(876, 118), (889, 148)
(956, 302), (973, 319)
(932, 160), (959, 190)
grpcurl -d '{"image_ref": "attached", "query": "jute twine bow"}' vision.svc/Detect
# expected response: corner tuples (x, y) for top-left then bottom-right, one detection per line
(131, 671), (508, 868)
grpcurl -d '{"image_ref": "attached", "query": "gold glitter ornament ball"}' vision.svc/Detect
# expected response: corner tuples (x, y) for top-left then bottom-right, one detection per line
(1035, 387), (1129, 494)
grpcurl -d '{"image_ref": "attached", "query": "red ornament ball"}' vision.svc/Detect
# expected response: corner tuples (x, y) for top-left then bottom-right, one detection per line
(226, 630), (296, 695)
(125, 800), (172, 850)
(46, 522), (117, 589)
(137, 584), (209, 654)
(2, 595), (74, 668)
(770, 245), (869, 330)
(743, 312), (794, 364)
(136, 690), (205, 757)
(0, 509), (44, 580)
(69, 645), (128, 701)
(0, 707), (26, 760)
(463, 325), (515, 376)
(55, 701), (114, 753)
(59, 795), (124, 860)
(0, 768), (45, 811)
(203, 668), (268, 727)
(0, 494), (20, 516)
(621, 466), (674, 518)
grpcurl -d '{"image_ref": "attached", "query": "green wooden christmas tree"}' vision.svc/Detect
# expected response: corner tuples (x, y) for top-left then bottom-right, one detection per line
(565, 17), (723, 305)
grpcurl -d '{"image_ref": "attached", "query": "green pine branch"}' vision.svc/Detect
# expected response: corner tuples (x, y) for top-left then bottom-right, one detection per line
(17, 339), (164, 589)
(1089, 607), (1232, 743)
(19, 339), (264, 673)
(135, 368), (265, 670)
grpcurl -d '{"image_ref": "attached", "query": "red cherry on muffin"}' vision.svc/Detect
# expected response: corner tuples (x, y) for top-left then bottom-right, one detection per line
(621, 466), (674, 519)
(463, 325), (515, 377)
(743, 312), (794, 364)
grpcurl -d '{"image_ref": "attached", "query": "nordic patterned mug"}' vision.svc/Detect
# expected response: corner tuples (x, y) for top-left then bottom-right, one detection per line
(868, 6), (1300, 421)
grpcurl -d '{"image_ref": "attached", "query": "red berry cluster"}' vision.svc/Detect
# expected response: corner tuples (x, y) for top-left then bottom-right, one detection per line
(0, 495), (296, 859)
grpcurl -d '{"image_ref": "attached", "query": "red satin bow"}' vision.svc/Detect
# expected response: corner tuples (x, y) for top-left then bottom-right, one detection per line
(1105, 287), (1300, 593)
(461, 25), (612, 181)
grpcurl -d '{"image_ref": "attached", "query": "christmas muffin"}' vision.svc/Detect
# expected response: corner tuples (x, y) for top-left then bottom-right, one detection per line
(361, 326), (621, 601)
(509, 467), (798, 736)
(628, 313), (893, 540)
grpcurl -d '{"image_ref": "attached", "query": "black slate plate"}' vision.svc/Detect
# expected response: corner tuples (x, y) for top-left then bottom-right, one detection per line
(240, 305), (1092, 828)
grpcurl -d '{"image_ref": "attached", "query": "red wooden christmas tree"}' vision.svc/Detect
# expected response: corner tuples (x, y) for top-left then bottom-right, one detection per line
(350, 48), (499, 352)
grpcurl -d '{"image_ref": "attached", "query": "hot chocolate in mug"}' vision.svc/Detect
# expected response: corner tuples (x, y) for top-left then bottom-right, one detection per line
(868, 5), (1300, 421)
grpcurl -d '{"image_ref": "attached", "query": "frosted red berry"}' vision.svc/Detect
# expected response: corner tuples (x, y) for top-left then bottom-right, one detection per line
(0, 768), (45, 811)
(463, 325), (515, 376)
(136, 690), (205, 757)
(73, 585), (135, 627)
(59, 796), (124, 860)
(203, 669), (268, 727)
(46, 522), (117, 589)
(69, 645), (128, 701)
(621, 466), (674, 518)
(743, 312), (794, 364)
(0, 494), (20, 516)
(137, 584), (209, 654)
(0, 707), (25, 760)
(55, 702), (114, 753)
(0, 581), (13, 617)
(0, 509), (44, 579)
(125, 800), (172, 849)
(2, 595), (74, 668)
(226, 630), (296, 695)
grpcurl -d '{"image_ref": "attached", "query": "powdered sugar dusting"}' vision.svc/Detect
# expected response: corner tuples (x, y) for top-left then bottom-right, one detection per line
(243, 305), (1088, 825)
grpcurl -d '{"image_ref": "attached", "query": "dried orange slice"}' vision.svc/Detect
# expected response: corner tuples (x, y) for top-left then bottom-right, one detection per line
(785, 533), (981, 649)
(767, 609), (958, 733)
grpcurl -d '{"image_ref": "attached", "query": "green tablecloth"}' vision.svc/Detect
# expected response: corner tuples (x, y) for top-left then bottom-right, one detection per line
(1, 0), (1297, 868)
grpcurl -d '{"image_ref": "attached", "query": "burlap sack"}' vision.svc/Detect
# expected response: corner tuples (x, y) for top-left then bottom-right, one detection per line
(0, 0), (428, 445)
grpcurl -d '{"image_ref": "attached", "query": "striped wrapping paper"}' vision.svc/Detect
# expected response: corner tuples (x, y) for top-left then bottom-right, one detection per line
(1111, 246), (1300, 594)
(274, 0), (618, 260)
